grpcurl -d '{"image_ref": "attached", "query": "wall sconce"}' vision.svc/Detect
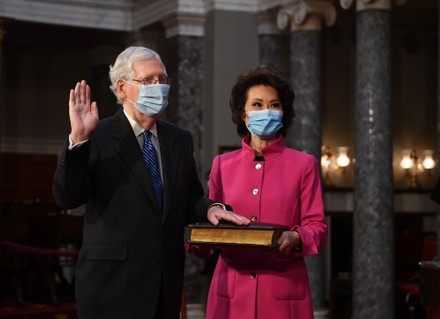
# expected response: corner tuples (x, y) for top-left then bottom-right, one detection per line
(400, 149), (436, 189)
(422, 150), (436, 172)
(335, 146), (351, 170)
(321, 145), (351, 187)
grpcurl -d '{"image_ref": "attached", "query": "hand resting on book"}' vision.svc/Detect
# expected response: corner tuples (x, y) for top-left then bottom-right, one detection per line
(207, 205), (250, 226)
(186, 222), (301, 254)
(185, 222), (292, 250)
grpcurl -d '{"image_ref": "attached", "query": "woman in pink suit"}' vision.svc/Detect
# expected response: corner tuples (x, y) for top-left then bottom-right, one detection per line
(205, 65), (328, 319)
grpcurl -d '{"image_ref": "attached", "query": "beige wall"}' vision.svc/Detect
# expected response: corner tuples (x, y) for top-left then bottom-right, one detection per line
(202, 9), (259, 176)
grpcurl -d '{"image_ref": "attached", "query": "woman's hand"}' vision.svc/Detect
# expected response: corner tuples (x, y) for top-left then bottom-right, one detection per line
(278, 230), (302, 255)
(207, 206), (250, 226)
(69, 80), (99, 143)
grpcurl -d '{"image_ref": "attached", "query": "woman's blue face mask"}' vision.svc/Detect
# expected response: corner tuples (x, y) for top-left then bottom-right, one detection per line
(246, 109), (283, 138)
(126, 82), (170, 117)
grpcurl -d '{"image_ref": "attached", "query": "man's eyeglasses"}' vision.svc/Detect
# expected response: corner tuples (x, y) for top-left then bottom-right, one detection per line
(131, 76), (171, 85)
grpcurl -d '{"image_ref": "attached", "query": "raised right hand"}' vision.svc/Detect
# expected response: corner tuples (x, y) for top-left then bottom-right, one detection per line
(69, 80), (99, 144)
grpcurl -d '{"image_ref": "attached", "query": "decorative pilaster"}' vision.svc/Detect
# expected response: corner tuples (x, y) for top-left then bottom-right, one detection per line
(277, 0), (335, 158)
(277, 1), (336, 315)
(277, 0), (336, 32)
(162, 12), (205, 177)
(339, 0), (403, 318)
(162, 11), (206, 306)
(256, 11), (290, 78)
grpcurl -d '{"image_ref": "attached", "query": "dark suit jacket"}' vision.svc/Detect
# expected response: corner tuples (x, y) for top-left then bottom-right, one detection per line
(53, 109), (212, 319)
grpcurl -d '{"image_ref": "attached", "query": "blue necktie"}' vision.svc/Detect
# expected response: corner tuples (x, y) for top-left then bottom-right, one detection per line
(142, 130), (163, 209)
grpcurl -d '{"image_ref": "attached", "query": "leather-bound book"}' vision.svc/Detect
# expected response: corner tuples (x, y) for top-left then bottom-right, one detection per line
(184, 221), (289, 248)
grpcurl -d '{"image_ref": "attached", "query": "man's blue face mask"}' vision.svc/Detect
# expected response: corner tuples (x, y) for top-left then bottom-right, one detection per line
(246, 109), (283, 138)
(126, 83), (170, 117)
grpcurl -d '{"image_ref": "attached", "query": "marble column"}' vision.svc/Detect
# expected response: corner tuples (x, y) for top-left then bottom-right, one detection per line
(256, 10), (290, 78)
(162, 12), (206, 306)
(277, 1), (336, 315)
(340, 0), (399, 318)
(162, 13), (205, 178)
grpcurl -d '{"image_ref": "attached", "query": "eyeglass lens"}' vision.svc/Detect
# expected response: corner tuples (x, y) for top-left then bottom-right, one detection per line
(135, 76), (170, 85)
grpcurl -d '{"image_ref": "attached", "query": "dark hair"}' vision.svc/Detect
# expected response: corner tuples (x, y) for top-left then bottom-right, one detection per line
(229, 65), (295, 138)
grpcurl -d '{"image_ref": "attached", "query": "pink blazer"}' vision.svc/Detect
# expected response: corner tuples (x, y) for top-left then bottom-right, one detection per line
(206, 135), (328, 319)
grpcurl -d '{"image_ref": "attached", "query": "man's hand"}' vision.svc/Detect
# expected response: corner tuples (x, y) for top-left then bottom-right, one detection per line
(207, 206), (250, 226)
(277, 230), (302, 255)
(69, 80), (99, 144)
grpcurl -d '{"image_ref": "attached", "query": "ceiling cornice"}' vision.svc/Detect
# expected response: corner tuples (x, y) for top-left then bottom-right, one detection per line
(0, 0), (133, 31)
(0, 0), (287, 34)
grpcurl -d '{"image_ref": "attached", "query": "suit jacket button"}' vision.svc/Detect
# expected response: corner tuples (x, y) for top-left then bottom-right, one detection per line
(250, 272), (256, 279)
(252, 188), (259, 195)
(251, 216), (257, 222)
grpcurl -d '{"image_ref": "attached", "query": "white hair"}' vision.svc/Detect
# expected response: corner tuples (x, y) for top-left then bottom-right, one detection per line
(109, 46), (165, 104)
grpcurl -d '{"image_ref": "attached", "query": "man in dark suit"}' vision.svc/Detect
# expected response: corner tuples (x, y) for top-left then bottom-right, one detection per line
(53, 46), (249, 319)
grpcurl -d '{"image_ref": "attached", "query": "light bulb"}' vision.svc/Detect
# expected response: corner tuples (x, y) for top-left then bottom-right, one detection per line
(336, 147), (350, 168)
(422, 150), (436, 170)
(400, 149), (413, 169)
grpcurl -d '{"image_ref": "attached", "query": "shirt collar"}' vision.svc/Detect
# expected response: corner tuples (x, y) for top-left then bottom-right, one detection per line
(123, 109), (158, 138)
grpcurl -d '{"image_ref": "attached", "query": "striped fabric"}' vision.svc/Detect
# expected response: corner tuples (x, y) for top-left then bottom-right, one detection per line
(142, 130), (163, 209)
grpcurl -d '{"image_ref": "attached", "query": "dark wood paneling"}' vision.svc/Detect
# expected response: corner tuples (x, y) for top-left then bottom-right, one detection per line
(0, 153), (57, 205)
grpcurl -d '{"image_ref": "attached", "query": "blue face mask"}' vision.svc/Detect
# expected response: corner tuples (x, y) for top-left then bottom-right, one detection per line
(127, 83), (170, 116)
(246, 109), (283, 138)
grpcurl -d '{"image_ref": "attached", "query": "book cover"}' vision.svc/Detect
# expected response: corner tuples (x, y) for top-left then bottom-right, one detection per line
(184, 221), (289, 248)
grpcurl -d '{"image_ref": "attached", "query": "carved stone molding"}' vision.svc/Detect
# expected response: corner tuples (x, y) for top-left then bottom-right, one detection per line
(0, 0), (206, 33)
(204, 0), (258, 12)
(340, 0), (407, 11)
(277, 0), (336, 31)
(162, 12), (205, 38)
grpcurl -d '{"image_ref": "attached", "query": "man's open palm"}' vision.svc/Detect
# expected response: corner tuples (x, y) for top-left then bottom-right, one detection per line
(69, 80), (99, 143)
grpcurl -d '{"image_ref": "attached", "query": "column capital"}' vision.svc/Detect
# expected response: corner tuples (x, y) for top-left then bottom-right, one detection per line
(277, 0), (336, 31)
(256, 10), (288, 35)
(340, 0), (407, 11)
(162, 11), (205, 38)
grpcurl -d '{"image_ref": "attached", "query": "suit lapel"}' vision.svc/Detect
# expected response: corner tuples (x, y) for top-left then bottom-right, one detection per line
(111, 109), (162, 214)
(157, 121), (178, 222)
